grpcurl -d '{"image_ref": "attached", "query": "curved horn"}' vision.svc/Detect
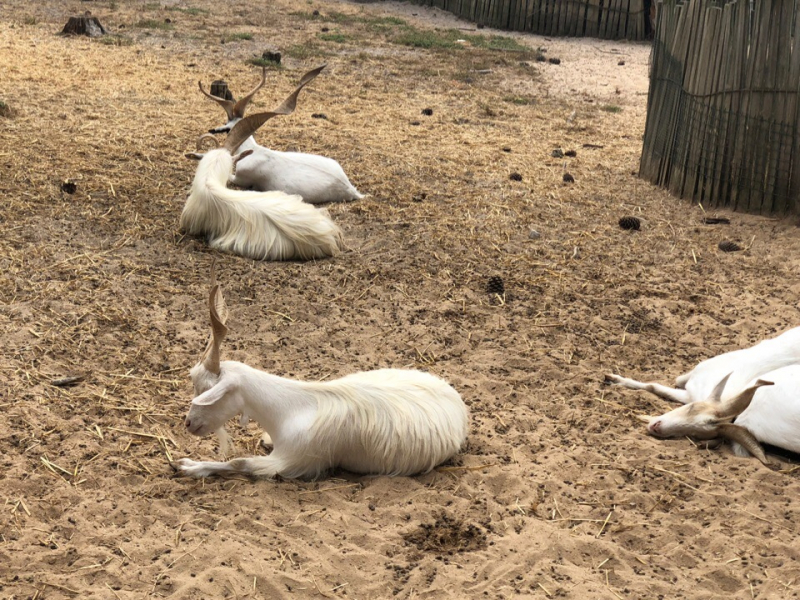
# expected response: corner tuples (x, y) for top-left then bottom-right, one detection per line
(196, 133), (221, 151)
(232, 66), (267, 119)
(199, 80), (236, 121)
(223, 65), (326, 153)
(201, 284), (229, 375)
(708, 372), (732, 403)
(717, 423), (771, 466)
(199, 261), (229, 376)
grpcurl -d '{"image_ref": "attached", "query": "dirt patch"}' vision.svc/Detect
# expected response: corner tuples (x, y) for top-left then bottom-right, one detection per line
(404, 512), (487, 554)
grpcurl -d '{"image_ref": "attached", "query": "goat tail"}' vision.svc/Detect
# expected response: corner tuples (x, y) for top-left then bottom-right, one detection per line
(181, 150), (344, 261)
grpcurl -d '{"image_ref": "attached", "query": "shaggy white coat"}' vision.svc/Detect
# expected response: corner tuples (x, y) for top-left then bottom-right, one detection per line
(173, 361), (469, 480)
(181, 148), (343, 260)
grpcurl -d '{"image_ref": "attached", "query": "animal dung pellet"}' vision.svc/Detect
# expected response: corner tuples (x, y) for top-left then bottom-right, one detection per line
(502, 147), (512, 153)
(718, 240), (742, 252)
(564, 149), (577, 157)
(563, 173), (575, 183)
(551, 148), (564, 158)
(410, 120), (421, 126)
(548, 57), (561, 65)
(312, 9), (320, 15)
(509, 172), (523, 182)
(61, 180), (77, 194)
(535, 54), (547, 63)
(311, 113), (328, 119)
(618, 60), (626, 66)
(618, 216), (641, 230)
(321, 26), (329, 32)
(702, 217), (730, 225)
(486, 276), (505, 295)
(422, 108), (434, 116)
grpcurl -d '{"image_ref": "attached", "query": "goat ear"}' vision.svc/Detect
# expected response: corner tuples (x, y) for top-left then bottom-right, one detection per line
(233, 148), (254, 166)
(717, 423), (772, 466)
(192, 379), (234, 406)
(716, 379), (773, 419)
(708, 372), (733, 404)
(635, 414), (654, 423)
(185, 152), (204, 160)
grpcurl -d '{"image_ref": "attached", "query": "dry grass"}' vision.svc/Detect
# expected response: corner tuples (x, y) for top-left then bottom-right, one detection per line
(1, 0), (800, 598)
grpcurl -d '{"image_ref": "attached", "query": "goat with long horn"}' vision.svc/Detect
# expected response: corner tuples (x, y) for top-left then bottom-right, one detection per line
(605, 325), (800, 466)
(193, 65), (364, 204)
(181, 67), (343, 261)
(174, 268), (469, 480)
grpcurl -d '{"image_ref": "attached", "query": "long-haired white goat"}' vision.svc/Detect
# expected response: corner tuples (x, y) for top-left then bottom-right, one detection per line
(196, 65), (363, 204)
(182, 67), (343, 261)
(171, 273), (469, 480)
(605, 325), (800, 465)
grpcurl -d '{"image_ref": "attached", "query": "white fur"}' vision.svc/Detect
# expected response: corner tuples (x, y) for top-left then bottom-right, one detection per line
(232, 136), (364, 204)
(726, 365), (800, 454)
(174, 361), (469, 480)
(607, 325), (800, 405)
(181, 149), (343, 260)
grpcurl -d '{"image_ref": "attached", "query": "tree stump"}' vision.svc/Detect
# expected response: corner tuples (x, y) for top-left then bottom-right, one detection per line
(61, 16), (108, 38)
(210, 81), (234, 102)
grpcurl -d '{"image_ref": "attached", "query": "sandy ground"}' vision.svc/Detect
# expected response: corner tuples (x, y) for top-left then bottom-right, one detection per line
(2, 1), (800, 599)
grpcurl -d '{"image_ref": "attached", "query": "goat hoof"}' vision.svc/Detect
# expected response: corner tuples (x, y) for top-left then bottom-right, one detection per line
(171, 458), (209, 478)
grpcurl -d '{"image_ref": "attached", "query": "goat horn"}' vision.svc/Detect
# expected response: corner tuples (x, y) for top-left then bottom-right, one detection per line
(200, 259), (229, 376)
(232, 66), (267, 119)
(717, 423), (772, 466)
(196, 133), (221, 151)
(223, 65), (326, 154)
(708, 372), (732, 404)
(199, 80), (236, 121)
(202, 284), (229, 375)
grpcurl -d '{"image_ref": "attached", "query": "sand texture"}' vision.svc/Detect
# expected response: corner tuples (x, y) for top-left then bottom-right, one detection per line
(1, 0), (800, 598)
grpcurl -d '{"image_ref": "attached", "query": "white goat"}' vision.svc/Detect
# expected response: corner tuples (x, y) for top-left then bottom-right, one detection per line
(605, 325), (800, 465)
(171, 276), (469, 480)
(182, 67), (343, 261)
(197, 65), (363, 204)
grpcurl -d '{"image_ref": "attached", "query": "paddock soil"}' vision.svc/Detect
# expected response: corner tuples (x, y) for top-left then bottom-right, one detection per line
(2, 1), (800, 599)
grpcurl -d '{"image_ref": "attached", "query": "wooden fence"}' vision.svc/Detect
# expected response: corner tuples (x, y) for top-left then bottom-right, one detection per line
(407, 0), (654, 40)
(639, 0), (800, 216)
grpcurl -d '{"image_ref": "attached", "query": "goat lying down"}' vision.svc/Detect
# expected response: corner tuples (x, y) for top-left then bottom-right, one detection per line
(182, 67), (343, 261)
(198, 65), (363, 204)
(605, 325), (800, 465)
(171, 276), (469, 480)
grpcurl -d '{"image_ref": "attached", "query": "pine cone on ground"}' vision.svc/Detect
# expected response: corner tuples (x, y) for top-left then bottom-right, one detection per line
(718, 240), (742, 252)
(486, 276), (505, 295)
(618, 216), (641, 230)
